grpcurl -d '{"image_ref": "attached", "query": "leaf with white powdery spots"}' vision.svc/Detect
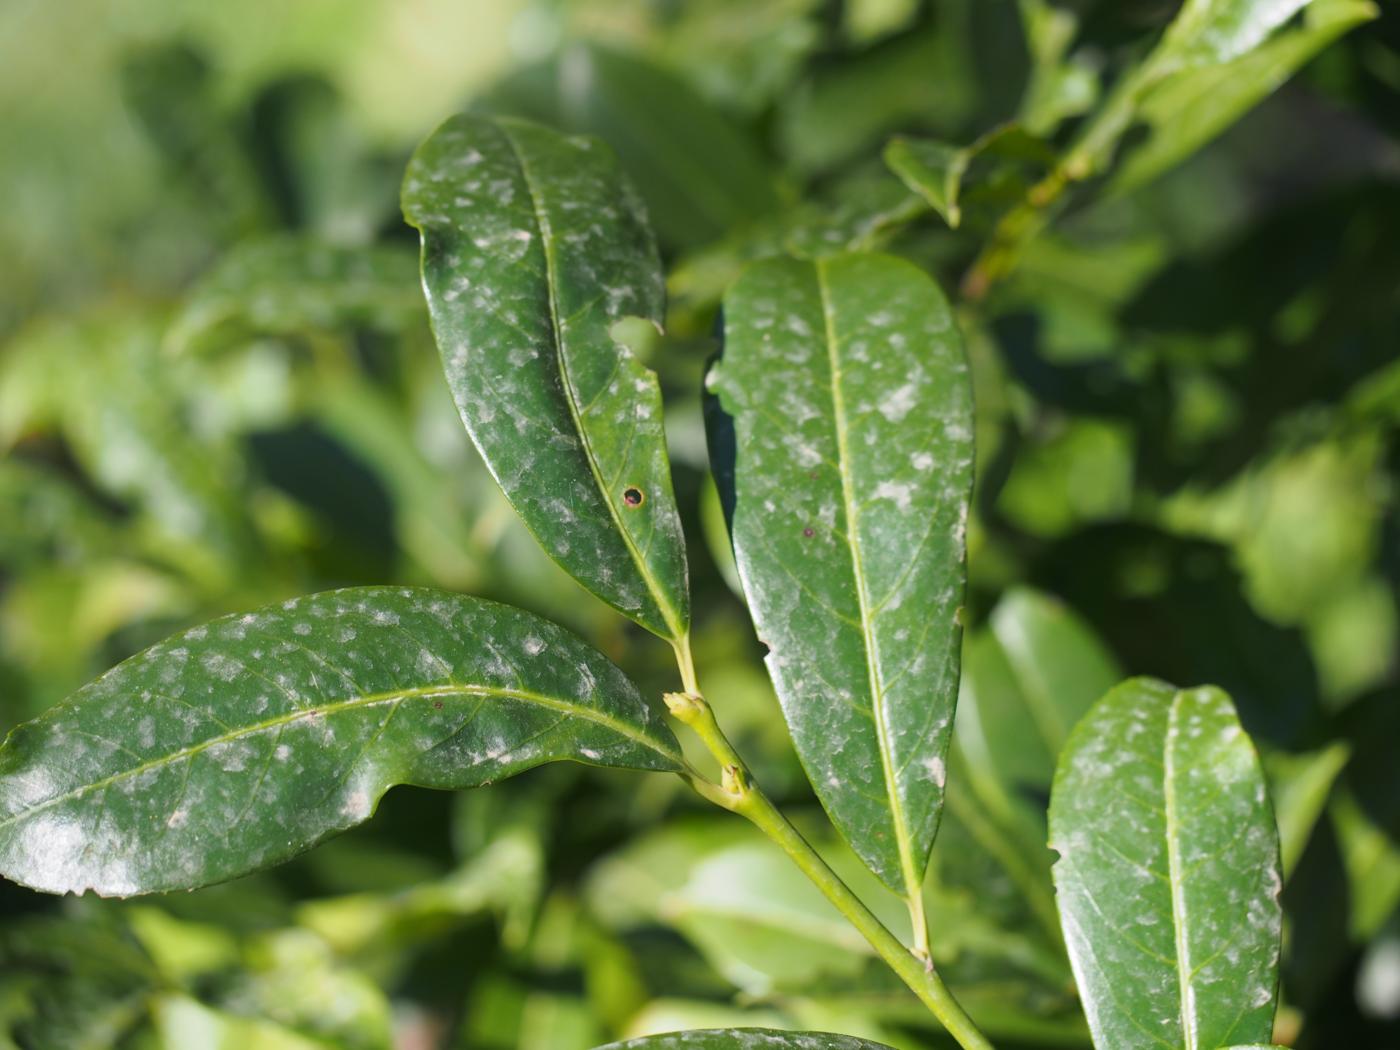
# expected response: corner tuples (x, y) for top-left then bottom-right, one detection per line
(0, 587), (681, 897)
(402, 114), (689, 641)
(1049, 678), (1283, 1050)
(708, 252), (974, 899)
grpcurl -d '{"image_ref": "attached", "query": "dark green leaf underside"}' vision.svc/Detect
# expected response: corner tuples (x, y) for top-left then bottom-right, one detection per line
(1049, 678), (1282, 1050)
(0, 587), (681, 897)
(402, 113), (689, 640)
(709, 252), (974, 893)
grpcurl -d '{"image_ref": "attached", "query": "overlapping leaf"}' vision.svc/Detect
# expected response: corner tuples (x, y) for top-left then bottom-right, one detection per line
(403, 114), (690, 641)
(0, 588), (681, 897)
(709, 252), (973, 896)
(1049, 679), (1283, 1050)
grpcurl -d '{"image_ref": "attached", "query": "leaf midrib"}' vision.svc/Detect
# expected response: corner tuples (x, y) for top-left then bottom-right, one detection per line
(814, 257), (920, 897)
(497, 119), (684, 642)
(1, 681), (679, 830)
(1163, 691), (1197, 1050)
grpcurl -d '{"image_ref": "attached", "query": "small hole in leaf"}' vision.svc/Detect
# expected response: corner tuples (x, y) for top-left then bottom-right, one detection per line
(623, 487), (645, 508)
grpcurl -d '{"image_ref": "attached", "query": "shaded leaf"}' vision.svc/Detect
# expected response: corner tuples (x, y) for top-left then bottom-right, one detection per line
(403, 113), (690, 641)
(167, 236), (422, 354)
(479, 43), (781, 250)
(595, 1030), (897, 1049)
(0, 588), (681, 897)
(709, 253), (973, 896)
(976, 587), (1121, 788)
(884, 126), (1052, 229)
(1049, 678), (1283, 1050)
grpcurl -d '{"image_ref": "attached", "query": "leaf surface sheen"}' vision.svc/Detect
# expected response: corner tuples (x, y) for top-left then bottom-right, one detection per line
(0, 587), (681, 897)
(595, 1031), (897, 1050)
(710, 252), (974, 894)
(403, 113), (689, 640)
(1161, 0), (1315, 68)
(1049, 678), (1283, 1050)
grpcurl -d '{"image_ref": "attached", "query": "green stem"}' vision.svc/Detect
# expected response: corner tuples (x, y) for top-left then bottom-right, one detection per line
(961, 63), (1156, 301)
(664, 641), (995, 1050)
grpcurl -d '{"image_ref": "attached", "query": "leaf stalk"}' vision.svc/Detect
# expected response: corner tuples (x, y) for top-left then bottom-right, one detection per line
(663, 646), (995, 1050)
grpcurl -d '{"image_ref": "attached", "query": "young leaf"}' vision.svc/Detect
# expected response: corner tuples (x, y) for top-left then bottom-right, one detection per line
(595, 1031), (897, 1050)
(0, 588), (682, 897)
(1049, 678), (1283, 1050)
(402, 114), (690, 641)
(884, 126), (1050, 229)
(708, 253), (974, 897)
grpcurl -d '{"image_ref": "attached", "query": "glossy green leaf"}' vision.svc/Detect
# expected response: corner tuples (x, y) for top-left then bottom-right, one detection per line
(709, 253), (973, 895)
(0, 588), (682, 897)
(1049, 678), (1283, 1050)
(595, 1031), (897, 1050)
(402, 113), (690, 641)
(1112, 1), (1376, 194)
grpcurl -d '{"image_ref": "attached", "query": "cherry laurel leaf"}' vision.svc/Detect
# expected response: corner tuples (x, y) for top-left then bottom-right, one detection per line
(0, 587), (682, 897)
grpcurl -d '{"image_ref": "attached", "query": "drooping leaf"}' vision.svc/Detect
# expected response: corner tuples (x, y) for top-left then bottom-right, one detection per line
(883, 126), (1051, 229)
(883, 138), (965, 227)
(402, 113), (690, 642)
(594, 1031), (897, 1050)
(0, 588), (682, 897)
(1049, 678), (1283, 1050)
(1111, 1), (1377, 194)
(709, 253), (974, 896)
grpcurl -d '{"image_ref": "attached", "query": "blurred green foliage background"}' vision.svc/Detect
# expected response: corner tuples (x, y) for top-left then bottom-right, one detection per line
(2, 0), (1399, 1047)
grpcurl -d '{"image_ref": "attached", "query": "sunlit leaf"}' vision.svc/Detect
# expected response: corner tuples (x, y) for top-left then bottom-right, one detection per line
(154, 994), (325, 1050)
(1158, 0), (1319, 69)
(403, 113), (690, 641)
(1049, 678), (1283, 1050)
(0, 588), (681, 897)
(1112, 1), (1377, 194)
(709, 253), (973, 896)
